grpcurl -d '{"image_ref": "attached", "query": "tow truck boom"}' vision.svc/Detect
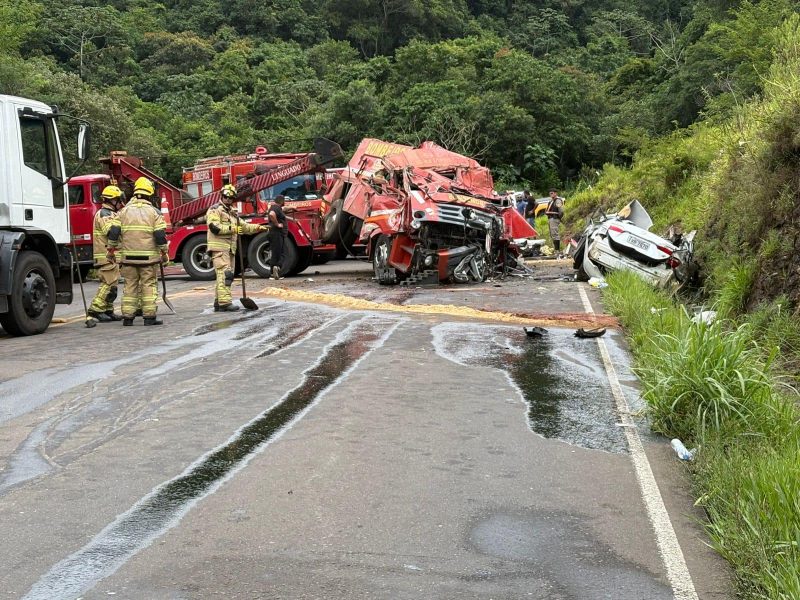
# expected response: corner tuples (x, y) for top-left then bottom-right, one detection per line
(171, 138), (342, 225)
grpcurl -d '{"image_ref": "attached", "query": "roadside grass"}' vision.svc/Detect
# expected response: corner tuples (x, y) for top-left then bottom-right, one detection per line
(604, 271), (800, 599)
(533, 215), (549, 244)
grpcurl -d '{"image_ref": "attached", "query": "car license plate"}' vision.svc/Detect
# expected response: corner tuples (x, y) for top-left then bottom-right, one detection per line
(625, 234), (650, 251)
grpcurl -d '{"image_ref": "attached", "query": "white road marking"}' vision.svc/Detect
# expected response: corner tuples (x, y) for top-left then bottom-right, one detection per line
(578, 284), (699, 600)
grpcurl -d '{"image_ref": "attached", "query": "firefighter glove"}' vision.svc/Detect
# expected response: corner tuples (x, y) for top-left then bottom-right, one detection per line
(160, 250), (169, 264)
(106, 248), (117, 264)
(258, 224), (269, 232)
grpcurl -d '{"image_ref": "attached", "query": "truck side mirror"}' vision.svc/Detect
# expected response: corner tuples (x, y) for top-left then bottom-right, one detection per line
(78, 123), (90, 161)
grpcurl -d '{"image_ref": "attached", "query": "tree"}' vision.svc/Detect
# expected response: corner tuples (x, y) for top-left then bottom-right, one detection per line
(0, 0), (41, 56)
(38, 4), (129, 81)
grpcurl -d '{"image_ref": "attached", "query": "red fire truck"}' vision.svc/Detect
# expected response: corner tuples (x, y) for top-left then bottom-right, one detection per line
(70, 139), (342, 280)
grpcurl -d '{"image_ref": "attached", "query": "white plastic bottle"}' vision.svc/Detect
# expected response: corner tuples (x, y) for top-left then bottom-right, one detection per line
(670, 438), (695, 461)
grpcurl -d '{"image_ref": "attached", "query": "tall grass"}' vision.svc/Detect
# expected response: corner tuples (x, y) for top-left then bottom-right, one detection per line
(604, 271), (800, 599)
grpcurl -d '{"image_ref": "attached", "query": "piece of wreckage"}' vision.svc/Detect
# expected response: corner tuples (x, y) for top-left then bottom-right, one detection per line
(570, 200), (697, 288)
(322, 138), (537, 285)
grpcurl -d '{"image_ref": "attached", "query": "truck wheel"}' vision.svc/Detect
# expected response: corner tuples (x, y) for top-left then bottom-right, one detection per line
(312, 253), (332, 265)
(0, 251), (56, 336)
(290, 247), (313, 276)
(373, 235), (398, 285)
(246, 232), (298, 278)
(321, 199), (342, 243)
(182, 235), (215, 281)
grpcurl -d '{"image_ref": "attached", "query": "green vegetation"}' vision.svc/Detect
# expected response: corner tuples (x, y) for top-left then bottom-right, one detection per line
(605, 271), (800, 599)
(2, 0), (798, 188)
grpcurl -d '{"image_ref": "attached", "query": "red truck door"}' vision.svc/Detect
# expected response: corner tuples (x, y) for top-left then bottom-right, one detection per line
(68, 175), (109, 267)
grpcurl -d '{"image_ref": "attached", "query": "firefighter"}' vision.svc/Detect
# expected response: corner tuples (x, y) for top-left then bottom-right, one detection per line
(206, 184), (267, 311)
(87, 185), (125, 322)
(108, 176), (169, 326)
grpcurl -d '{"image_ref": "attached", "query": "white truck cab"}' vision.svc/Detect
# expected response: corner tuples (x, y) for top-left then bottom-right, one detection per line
(0, 94), (89, 335)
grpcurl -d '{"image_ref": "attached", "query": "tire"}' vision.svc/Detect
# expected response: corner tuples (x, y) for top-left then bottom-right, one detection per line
(181, 235), (215, 281)
(312, 253), (332, 265)
(291, 247), (313, 276)
(0, 251), (56, 336)
(321, 199), (342, 243)
(372, 235), (398, 285)
(246, 231), (298, 278)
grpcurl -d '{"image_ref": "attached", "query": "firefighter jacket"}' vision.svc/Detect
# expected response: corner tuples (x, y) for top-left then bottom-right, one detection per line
(206, 202), (262, 253)
(108, 197), (168, 264)
(92, 203), (118, 266)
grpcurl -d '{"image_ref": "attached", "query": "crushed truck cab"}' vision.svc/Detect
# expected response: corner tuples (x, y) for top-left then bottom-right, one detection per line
(324, 138), (536, 285)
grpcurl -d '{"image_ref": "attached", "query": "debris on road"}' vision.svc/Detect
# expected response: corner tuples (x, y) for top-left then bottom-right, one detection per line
(524, 326), (547, 337)
(574, 327), (606, 338)
(588, 277), (608, 289)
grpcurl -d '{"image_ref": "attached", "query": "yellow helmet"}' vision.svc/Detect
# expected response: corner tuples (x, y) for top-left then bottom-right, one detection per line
(101, 185), (123, 200)
(133, 176), (155, 197)
(221, 184), (237, 199)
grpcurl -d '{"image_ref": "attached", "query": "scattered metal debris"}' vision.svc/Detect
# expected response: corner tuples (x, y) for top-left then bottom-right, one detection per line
(574, 327), (606, 338)
(524, 326), (547, 337)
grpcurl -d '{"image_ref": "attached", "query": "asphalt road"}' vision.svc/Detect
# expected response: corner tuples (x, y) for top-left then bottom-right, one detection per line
(0, 260), (732, 599)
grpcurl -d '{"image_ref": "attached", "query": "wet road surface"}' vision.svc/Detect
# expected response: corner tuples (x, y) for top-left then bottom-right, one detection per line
(0, 260), (731, 599)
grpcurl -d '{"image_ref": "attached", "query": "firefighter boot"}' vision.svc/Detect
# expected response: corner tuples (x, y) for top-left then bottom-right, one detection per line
(215, 304), (240, 312)
(104, 310), (123, 322)
(88, 310), (112, 323)
(143, 316), (163, 326)
(122, 318), (134, 326)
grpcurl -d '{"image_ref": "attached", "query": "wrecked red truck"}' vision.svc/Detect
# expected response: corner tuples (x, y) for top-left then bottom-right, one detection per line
(322, 139), (536, 284)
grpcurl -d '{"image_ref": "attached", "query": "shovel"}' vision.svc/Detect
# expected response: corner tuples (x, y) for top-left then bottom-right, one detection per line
(70, 241), (96, 328)
(237, 229), (258, 311)
(158, 262), (176, 314)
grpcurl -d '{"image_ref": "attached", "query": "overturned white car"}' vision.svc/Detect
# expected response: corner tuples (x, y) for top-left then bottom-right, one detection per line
(571, 201), (696, 287)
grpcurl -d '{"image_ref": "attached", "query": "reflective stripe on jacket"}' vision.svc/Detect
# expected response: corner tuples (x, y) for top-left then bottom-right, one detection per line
(206, 203), (261, 253)
(111, 198), (168, 264)
(92, 205), (118, 265)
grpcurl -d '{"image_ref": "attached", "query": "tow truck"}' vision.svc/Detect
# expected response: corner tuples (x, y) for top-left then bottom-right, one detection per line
(70, 139), (343, 280)
(0, 94), (89, 335)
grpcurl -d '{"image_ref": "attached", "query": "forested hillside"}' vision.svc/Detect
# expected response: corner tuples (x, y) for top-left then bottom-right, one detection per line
(2, 0), (795, 187)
